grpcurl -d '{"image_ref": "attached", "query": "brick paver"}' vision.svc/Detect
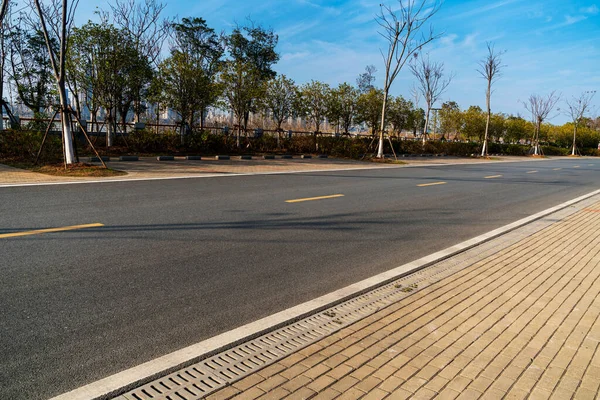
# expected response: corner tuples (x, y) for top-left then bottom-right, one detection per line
(208, 202), (600, 399)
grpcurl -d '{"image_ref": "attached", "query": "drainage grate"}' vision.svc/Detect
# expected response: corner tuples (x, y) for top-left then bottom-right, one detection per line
(115, 201), (590, 400)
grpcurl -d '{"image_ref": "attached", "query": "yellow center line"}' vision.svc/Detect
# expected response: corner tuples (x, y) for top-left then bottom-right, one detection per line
(573, 166), (580, 168)
(285, 194), (344, 203)
(0, 223), (104, 239)
(485, 175), (503, 179)
(417, 181), (447, 187)
(553, 168), (562, 171)
(526, 171), (538, 174)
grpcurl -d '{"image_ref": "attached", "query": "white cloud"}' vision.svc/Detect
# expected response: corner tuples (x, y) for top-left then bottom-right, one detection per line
(581, 5), (599, 15)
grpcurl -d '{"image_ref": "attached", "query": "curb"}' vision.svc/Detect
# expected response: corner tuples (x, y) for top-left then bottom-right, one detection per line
(49, 187), (600, 400)
(119, 156), (139, 161)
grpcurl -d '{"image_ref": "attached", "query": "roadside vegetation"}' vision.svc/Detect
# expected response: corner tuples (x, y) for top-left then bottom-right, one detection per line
(0, 0), (598, 169)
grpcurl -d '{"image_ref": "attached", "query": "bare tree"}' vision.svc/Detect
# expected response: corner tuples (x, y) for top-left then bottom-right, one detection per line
(375, 0), (441, 158)
(565, 91), (596, 156)
(0, 0), (8, 26)
(523, 91), (561, 156)
(33, 0), (79, 164)
(477, 42), (505, 157)
(410, 53), (453, 145)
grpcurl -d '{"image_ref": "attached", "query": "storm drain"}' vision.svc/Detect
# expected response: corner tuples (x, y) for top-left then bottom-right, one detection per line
(115, 203), (586, 400)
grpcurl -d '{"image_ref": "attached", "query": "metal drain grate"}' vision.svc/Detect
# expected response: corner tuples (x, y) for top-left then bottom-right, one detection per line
(116, 201), (589, 400)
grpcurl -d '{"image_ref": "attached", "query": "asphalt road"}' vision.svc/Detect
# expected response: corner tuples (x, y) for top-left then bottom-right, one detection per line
(1, 158), (599, 399)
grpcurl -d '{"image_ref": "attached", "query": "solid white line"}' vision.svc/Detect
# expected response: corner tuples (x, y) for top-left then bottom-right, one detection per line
(50, 187), (600, 400)
(0, 157), (562, 189)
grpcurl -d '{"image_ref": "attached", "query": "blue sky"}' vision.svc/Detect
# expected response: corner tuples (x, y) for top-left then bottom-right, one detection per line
(78, 0), (600, 123)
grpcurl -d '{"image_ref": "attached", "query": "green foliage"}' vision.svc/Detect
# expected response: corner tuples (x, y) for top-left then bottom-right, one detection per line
(0, 129), (61, 162)
(356, 88), (384, 135)
(263, 74), (297, 131)
(387, 96), (414, 136)
(462, 105), (486, 141)
(8, 27), (56, 114)
(222, 24), (279, 137)
(438, 101), (462, 138)
(298, 80), (330, 132)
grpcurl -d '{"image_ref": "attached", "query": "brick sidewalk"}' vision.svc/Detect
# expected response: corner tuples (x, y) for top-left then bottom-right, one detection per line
(206, 203), (600, 400)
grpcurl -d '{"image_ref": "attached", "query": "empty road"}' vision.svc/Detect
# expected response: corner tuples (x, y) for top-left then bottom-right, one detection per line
(1, 158), (599, 399)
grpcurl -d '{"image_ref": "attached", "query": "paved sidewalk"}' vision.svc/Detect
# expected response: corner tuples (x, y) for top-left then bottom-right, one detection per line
(0, 155), (544, 185)
(205, 202), (600, 399)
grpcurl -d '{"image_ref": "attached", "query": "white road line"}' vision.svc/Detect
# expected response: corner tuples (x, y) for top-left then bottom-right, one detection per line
(50, 187), (600, 400)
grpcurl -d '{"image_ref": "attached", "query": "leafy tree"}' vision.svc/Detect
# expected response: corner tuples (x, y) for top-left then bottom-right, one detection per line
(156, 17), (224, 133)
(263, 74), (297, 133)
(8, 25), (55, 117)
(462, 105), (485, 142)
(356, 87), (384, 136)
(438, 101), (462, 140)
(504, 115), (531, 144)
(222, 24), (279, 147)
(298, 80), (330, 133)
(331, 82), (359, 135)
(387, 95), (414, 137)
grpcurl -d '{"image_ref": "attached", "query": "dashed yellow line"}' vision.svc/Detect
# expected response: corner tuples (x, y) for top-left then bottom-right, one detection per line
(573, 166), (580, 168)
(286, 194), (344, 203)
(526, 171), (538, 174)
(485, 175), (503, 179)
(417, 181), (447, 187)
(0, 223), (104, 239)
(553, 168), (562, 171)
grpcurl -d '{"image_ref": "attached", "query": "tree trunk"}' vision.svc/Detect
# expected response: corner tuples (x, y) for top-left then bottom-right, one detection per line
(377, 90), (389, 158)
(481, 82), (492, 157)
(422, 107), (431, 146)
(58, 81), (75, 164)
(572, 124), (578, 156)
(107, 109), (114, 147)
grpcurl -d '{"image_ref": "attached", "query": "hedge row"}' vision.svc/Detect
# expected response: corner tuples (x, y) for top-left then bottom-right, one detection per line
(2, 129), (599, 162)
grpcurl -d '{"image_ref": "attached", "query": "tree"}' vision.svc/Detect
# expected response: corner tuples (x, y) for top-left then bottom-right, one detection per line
(462, 106), (485, 142)
(298, 80), (330, 133)
(108, 0), (171, 121)
(387, 95), (413, 137)
(327, 83), (358, 135)
(564, 91), (595, 155)
(410, 53), (453, 145)
(222, 24), (279, 147)
(33, 0), (79, 164)
(504, 115), (531, 144)
(160, 17), (224, 132)
(356, 65), (376, 94)
(375, 0), (441, 158)
(478, 42), (505, 157)
(356, 87), (385, 136)
(438, 101), (462, 140)
(8, 23), (56, 118)
(263, 74), (296, 136)
(523, 91), (561, 155)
